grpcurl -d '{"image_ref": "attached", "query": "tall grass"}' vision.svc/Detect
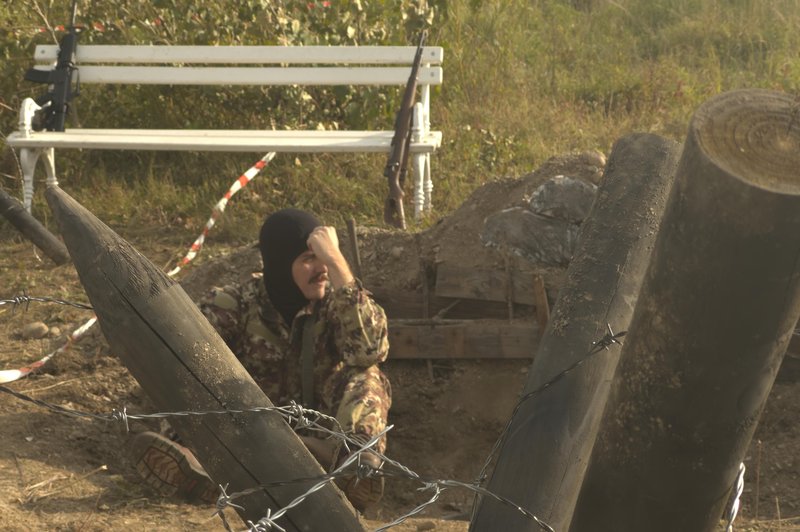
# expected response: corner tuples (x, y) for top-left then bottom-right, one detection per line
(1, 0), (799, 240)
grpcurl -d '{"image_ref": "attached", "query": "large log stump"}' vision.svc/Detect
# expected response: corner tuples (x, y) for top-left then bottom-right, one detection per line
(571, 89), (800, 532)
(469, 133), (681, 531)
(45, 185), (363, 531)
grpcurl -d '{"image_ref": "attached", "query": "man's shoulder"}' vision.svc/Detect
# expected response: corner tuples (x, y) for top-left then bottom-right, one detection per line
(203, 272), (264, 308)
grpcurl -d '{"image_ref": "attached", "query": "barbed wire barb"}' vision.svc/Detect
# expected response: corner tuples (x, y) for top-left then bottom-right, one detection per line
(470, 323), (627, 523)
(248, 508), (286, 532)
(373, 481), (443, 532)
(213, 484), (244, 532)
(0, 292), (93, 312)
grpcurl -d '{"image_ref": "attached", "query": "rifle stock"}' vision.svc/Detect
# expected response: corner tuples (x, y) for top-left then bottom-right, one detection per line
(384, 31), (427, 229)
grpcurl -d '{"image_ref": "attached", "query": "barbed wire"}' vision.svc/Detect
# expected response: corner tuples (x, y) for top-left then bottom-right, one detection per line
(469, 323), (626, 523)
(0, 293), (93, 313)
(475, 323), (625, 487)
(0, 323), (626, 531)
(244, 428), (387, 532)
(0, 382), (554, 531)
(0, 283), (764, 531)
(373, 480), (442, 532)
(0, 384), (343, 436)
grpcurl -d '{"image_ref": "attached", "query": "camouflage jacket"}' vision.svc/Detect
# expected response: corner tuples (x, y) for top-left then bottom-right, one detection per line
(199, 273), (389, 412)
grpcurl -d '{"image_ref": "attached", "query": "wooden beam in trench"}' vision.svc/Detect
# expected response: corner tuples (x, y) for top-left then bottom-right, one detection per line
(388, 319), (539, 359)
(435, 263), (539, 305)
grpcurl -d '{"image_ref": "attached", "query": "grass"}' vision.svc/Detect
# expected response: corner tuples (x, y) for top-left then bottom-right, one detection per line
(1, 0), (799, 237)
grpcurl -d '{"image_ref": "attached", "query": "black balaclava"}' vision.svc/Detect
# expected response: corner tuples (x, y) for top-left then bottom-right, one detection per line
(259, 208), (322, 326)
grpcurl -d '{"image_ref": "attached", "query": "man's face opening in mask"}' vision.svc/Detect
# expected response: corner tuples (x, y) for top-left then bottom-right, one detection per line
(291, 249), (329, 302)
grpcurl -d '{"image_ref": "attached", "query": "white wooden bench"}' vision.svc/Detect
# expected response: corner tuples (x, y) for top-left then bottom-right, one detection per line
(7, 45), (443, 219)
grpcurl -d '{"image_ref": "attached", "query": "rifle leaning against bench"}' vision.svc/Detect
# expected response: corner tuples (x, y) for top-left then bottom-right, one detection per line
(383, 31), (427, 230)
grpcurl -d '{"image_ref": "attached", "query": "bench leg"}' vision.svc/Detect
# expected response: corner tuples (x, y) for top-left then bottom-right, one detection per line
(18, 148), (57, 213)
(423, 153), (433, 213)
(19, 148), (39, 213)
(410, 101), (434, 218)
(412, 152), (426, 221)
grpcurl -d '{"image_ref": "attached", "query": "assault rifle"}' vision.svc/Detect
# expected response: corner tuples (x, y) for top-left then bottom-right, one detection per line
(24, 0), (81, 132)
(383, 31), (427, 230)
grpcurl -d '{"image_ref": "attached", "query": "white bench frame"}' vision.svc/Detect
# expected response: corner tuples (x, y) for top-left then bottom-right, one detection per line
(7, 45), (443, 218)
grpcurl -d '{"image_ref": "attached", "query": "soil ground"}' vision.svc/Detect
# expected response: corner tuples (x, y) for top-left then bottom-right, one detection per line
(1, 154), (798, 531)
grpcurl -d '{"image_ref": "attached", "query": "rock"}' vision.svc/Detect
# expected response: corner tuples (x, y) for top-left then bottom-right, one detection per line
(528, 175), (598, 223)
(482, 207), (579, 267)
(21, 321), (49, 340)
(579, 149), (607, 169)
(535, 150), (607, 185)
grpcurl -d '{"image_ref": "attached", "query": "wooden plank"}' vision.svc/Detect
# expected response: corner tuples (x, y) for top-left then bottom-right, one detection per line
(6, 130), (442, 153)
(435, 263), (537, 305)
(370, 286), (530, 321)
(50, 129), (422, 138)
(45, 185), (362, 531)
(27, 65), (444, 86)
(35, 44), (444, 65)
(388, 320), (538, 359)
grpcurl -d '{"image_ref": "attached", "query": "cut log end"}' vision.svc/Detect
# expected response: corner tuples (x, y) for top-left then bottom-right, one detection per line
(693, 89), (800, 194)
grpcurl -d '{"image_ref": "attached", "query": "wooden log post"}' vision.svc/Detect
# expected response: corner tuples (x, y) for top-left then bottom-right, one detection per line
(570, 89), (800, 532)
(45, 186), (363, 531)
(1, 188), (70, 265)
(470, 133), (682, 531)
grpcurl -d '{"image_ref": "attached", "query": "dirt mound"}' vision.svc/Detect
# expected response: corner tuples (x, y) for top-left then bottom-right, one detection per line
(0, 150), (798, 531)
(182, 150), (606, 312)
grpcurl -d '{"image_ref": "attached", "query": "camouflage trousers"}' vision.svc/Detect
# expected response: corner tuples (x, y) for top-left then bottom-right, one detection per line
(319, 363), (392, 456)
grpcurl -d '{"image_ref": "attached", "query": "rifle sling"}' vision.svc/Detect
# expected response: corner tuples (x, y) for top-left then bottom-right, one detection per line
(300, 315), (316, 407)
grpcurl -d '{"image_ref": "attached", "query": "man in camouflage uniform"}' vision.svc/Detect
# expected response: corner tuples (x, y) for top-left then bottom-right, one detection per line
(131, 208), (391, 511)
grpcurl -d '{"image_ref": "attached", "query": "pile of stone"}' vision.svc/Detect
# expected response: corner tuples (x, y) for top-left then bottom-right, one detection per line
(482, 174), (599, 266)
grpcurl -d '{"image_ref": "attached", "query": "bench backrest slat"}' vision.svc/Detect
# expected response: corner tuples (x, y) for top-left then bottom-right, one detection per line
(34, 44), (444, 65)
(30, 65), (443, 86)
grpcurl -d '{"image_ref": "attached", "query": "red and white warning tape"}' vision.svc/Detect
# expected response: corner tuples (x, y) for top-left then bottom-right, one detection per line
(0, 317), (97, 384)
(167, 152), (275, 277)
(0, 152), (276, 384)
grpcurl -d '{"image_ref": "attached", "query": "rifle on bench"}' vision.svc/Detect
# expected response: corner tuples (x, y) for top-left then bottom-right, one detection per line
(24, 0), (81, 132)
(384, 31), (427, 230)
